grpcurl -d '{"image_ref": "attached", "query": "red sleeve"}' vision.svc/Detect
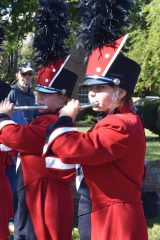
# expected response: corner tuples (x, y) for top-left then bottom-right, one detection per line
(49, 117), (129, 166)
(0, 115), (58, 154)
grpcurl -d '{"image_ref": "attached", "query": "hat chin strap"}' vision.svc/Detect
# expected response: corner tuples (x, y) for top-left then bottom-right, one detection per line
(107, 85), (120, 115)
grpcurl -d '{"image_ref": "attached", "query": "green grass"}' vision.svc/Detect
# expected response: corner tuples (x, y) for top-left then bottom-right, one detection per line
(77, 127), (89, 132)
(144, 129), (160, 238)
(145, 129), (160, 161)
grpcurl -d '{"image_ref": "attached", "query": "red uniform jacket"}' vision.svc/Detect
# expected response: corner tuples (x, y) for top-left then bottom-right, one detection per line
(43, 112), (148, 240)
(0, 114), (75, 240)
(0, 148), (14, 240)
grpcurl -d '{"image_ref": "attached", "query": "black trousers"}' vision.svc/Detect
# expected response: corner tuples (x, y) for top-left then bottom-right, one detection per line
(78, 195), (91, 240)
(78, 213), (91, 240)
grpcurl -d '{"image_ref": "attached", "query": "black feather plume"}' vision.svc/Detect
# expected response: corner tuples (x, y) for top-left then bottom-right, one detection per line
(34, 0), (70, 66)
(79, 0), (134, 56)
(0, 27), (5, 45)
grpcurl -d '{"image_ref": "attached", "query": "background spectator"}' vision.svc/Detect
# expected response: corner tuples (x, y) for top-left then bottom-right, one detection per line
(8, 62), (36, 123)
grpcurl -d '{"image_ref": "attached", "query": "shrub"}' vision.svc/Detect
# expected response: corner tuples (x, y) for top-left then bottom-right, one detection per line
(77, 108), (97, 122)
(134, 98), (160, 135)
(84, 114), (96, 125)
(76, 108), (97, 126)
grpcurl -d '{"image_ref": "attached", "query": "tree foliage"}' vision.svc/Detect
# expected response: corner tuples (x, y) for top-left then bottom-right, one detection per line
(127, 0), (160, 96)
(0, 0), (79, 79)
(0, 0), (79, 52)
(0, 0), (160, 95)
(0, 0), (38, 51)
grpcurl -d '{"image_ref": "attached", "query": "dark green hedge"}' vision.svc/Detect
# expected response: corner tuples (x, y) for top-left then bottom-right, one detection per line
(134, 98), (160, 135)
(77, 108), (97, 125)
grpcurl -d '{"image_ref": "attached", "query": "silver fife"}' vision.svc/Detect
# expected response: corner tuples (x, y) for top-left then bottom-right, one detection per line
(14, 105), (48, 110)
(79, 102), (99, 110)
(14, 102), (99, 111)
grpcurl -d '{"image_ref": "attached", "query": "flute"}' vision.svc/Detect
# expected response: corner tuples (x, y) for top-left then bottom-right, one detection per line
(79, 101), (99, 110)
(14, 102), (99, 111)
(14, 105), (48, 110)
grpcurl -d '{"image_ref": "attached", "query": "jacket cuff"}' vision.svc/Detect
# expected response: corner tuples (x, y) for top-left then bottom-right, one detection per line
(0, 113), (11, 122)
(43, 116), (78, 156)
(46, 116), (74, 140)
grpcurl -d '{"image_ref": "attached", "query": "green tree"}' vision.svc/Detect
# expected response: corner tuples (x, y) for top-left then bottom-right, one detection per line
(0, 0), (38, 51)
(127, 0), (160, 96)
(0, 0), (38, 78)
(1, 0), (159, 95)
(0, 0), (79, 51)
(0, 0), (79, 79)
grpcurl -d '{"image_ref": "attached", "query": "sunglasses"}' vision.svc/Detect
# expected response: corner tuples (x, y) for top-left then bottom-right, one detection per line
(21, 72), (33, 77)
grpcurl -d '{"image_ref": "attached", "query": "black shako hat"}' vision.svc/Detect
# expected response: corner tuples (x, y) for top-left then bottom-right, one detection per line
(106, 53), (141, 95)
(79, 0), (140, 95)
(35, 57), (78, 98)
(0, 28), (11, 101)
(82, 36), (141, 95)
(34, 0), (78, 98)
(0, 80), (11, 102)
(82, 52), (141, 95)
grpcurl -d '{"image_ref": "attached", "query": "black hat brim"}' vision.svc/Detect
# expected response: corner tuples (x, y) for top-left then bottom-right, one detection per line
(35, 85), (62, 94)
(81, 76), (114, 87)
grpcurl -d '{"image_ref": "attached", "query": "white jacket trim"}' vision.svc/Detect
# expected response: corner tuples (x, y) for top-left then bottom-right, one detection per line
(45, 156), (76, 169)
(43, 127), (78, 154)
(0, 144), (12, 151)
(0, 120), (17, 130)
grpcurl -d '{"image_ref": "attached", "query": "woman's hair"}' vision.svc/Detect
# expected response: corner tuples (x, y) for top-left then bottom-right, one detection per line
(119, 92), (134, 113)
(122, 93), (133, 105)
(109, 84), (133, 106)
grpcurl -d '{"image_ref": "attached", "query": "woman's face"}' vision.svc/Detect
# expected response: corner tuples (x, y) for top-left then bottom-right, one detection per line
(35, 92), (67, 113)
(88, 84), (126, 112)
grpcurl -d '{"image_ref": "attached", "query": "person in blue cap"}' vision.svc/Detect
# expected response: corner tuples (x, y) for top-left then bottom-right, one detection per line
(8, 61), (36, 124)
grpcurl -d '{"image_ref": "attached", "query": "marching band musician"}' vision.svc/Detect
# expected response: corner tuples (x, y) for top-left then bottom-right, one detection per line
(43, 36), (148, 240)
(0, 26), (14, 240)
(0, 64), (77, 240)
(44, 0), (148, 240)
(0, 0), (78, 239)
(42, 0), (149, 237)
(0, 80), (14, 240)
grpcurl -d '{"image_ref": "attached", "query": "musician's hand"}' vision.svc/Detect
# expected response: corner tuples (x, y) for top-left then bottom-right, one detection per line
(59, 99), (79, 122)
(0, 99), (14, 117)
